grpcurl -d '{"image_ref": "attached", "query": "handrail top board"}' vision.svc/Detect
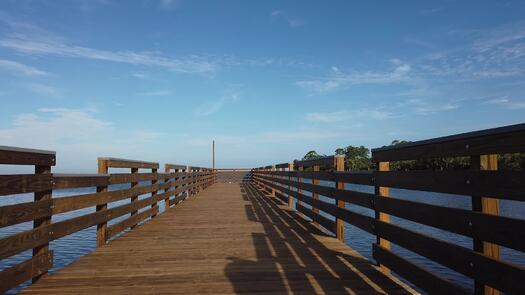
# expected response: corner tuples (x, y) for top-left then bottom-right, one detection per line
(294, 155), (344, 168)
(372, 123), (525, 161)
(0, 145), (56, 155)
(275, 163), (291, 169)
(0, 145), (56, 166)
(165, 163), (187, 170)
(98, 157), (159, 169)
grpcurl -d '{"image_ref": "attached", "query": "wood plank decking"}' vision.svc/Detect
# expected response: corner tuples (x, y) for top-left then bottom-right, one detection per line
(23, 182), (415, 294)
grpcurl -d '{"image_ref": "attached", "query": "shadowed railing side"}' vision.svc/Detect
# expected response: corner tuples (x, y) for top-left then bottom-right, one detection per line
(0, 149), (214, 293)
(252, 123), (525, 295)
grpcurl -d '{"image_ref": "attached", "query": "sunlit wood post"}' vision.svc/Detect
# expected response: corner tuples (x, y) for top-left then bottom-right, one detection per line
(335, 155), (345, 241)
(471, 154), (500, 295)
(32, 162), (53, 282)
(288, 163), (294, 208)
(375, 161), (390, 272)
(96, 158), (109, 248)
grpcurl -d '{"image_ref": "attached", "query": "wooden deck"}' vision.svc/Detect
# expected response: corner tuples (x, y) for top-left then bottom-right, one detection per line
(23, 182), (414, 294)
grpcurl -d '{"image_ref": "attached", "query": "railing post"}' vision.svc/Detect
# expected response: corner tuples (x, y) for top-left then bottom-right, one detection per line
(185, 166), (191, 198)
(130, 167), (139, 229)
(297, 166), (304, 210)
(471, 154), (500, 295)
(96, 158), (109, 248)
(374, 161), (390, 272)
(312, 164), (320, 226)
(32, 163), (52, 282)
(151, 168), (158, 218)
(335, 155), (345, 241)
(288, 163), (294, 208)
(271, 165), (276, 197)
(164, 165), (171, 209)
(263, 167), (268, 192)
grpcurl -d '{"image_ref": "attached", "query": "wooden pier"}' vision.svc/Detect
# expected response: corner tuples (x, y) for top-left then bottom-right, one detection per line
(19, 182), (412, 294)
(1, 123), (525, 294)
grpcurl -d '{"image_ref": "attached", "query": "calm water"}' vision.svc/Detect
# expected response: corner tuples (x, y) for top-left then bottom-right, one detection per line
(1, 181), (524, 294)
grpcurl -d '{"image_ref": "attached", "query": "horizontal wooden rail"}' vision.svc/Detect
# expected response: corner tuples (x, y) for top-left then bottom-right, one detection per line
(0, 146), (215, 293)
(294, 155), (336, 168)
(0, 146), (56, 166)
(371, 123), (525, 161)
(97, 157), (159, 169)
(252, 123), (525, 295)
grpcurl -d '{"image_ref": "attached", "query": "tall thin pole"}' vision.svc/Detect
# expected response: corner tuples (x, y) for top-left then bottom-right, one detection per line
(212, 140), (215, 170)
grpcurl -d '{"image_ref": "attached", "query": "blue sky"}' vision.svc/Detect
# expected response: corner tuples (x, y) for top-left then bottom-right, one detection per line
(0, 0), (524, 172)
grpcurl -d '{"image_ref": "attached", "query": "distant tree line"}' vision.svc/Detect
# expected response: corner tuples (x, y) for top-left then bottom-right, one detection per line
(300, 141), (525, 171)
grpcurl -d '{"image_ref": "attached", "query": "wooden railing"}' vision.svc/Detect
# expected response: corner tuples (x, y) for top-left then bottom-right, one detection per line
(0, 147), (215, 293)
(252, 123), (525, 295)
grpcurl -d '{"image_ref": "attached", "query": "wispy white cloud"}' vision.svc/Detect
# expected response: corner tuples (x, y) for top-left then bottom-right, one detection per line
(482, 97), (525, 109)
(271, 10), (305, 28)
(194, 94), (240, 116)
(418, 21), (525, 80)
(0, 16), (217, 74)
(0, 59), (48, 76)
(0, 108), (166, 172)
(296, 62), (412, 93)
(419, 7), (443, 15)
(405, 98), (458, 115)
(305, 109), (396, 123)
(137, 90), (172, 96)
(473, 21), (525, 52)
(22, 82), (61, 97)
(159, 0), (182, 10)
(132, 72), (149, 79)
(0, 36), (217, 73)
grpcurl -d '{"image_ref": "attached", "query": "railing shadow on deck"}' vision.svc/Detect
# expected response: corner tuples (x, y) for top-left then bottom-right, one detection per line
(224, 182), (412, 294)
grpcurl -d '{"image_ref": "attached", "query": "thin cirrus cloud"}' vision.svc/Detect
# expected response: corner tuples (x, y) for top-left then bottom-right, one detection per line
(271, 10), (305, 28)
(417, 21), (525, 80)
(159, 0), (182, 10)
(137, 90), (172, 96)
(194, 94), (240, 116)
(0, 15), (216, 73)
(305, 110), (396, 123)
(21, 82), (61, 97)
(0, 36), (217, 73)
(296, 63), (412, 94)
(483, 97), (525, 109)
(0, 59), (48, 76)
